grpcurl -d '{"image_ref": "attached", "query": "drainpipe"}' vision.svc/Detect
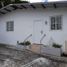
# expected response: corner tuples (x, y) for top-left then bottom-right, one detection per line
(40, 34), (46, 44)
(24, 34), (32, 42)
(40, 34), (46, 54)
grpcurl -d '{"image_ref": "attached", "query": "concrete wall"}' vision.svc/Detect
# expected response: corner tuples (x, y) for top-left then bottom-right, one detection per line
(0, 7), (67, 51)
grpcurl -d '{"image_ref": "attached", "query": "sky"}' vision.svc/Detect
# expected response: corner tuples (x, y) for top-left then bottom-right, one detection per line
(25, 0), (65, 3)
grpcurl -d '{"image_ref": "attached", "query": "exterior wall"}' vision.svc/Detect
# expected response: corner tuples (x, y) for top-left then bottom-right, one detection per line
(0, 7), (67, 51)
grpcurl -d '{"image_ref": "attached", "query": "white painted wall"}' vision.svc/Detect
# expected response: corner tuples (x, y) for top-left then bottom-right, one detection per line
(0, 7), (67, 51)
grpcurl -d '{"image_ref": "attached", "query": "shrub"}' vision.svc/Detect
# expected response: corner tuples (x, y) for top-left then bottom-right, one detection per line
(52, 43), (62, 48)
(0, 43), (7, 47)
(19, 41), (31, 46)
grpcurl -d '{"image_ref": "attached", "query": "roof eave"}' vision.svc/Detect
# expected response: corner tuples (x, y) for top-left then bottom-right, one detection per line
(0, 1), (67, 15)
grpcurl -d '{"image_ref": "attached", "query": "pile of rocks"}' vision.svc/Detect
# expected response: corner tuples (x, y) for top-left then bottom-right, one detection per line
(0, 44), (67, 67)
(0, 44), (41, 67)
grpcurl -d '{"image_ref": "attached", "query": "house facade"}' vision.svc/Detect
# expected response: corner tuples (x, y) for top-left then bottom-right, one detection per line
(0, 1), (67, 51)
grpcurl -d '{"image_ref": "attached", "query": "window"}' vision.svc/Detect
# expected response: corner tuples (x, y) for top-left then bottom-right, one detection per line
(6, 21), (14, 31)
(51, 16), (62, 30)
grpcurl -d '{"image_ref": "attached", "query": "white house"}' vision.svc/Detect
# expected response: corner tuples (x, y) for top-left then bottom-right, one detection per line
(0, 1), (67, 51)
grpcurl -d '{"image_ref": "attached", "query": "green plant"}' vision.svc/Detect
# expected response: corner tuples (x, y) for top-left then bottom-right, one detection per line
(52, 43), (62, 48)
(0, 43), (7, 47)
(24, 41), (31, 46)
(19, 41), (31, 46)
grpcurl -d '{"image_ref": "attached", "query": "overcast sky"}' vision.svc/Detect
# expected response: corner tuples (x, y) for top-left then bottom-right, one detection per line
(25, 0), (65, 3)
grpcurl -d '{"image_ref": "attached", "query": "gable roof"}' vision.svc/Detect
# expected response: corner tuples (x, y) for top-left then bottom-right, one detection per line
(0, 1), (67, 15)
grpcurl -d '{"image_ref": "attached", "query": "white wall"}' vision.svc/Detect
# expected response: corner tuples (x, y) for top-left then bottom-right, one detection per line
(0, 7), (67, 51)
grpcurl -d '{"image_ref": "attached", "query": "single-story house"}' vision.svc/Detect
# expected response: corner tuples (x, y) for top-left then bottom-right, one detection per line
(0, 1), (67, 52)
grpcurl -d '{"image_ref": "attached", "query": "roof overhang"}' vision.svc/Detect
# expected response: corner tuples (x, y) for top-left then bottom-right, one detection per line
(0, 1), (67, 15)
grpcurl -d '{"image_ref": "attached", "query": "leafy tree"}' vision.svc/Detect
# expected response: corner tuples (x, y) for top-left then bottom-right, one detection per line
(0, 0), (29, 8)
(0, 0), (11, 7)
(4, 0), (11, 6)
(0, 0), (5, 7)
(14, 0), (29, 3)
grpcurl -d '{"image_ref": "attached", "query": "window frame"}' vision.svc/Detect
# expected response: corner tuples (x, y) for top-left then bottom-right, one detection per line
(6, 21), (14, 32)
(50, 15), (62, 30)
